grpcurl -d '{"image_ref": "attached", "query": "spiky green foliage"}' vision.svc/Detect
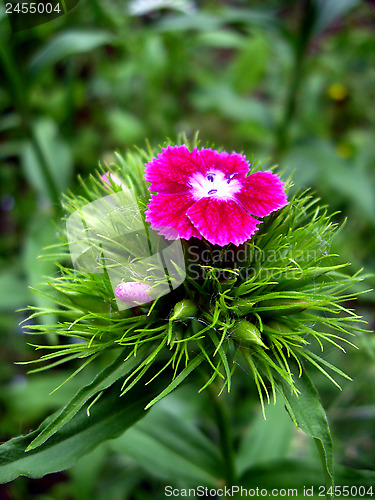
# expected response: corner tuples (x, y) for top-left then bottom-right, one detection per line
(23, 136), (368, 422)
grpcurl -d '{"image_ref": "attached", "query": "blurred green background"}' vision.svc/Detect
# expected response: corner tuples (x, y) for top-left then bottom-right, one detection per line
(0, 0), (374, 498)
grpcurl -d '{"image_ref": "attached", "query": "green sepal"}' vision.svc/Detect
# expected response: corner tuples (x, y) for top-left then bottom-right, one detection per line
(231, 298), (256, 316)
(232, 320), (266, 347)
(171, 299), (198, 321)
(255, 298), (308, 315)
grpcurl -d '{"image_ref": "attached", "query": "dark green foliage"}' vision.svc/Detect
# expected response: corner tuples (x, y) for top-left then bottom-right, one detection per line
(1, 1), (374, 497)
(13, 140), (366, 492)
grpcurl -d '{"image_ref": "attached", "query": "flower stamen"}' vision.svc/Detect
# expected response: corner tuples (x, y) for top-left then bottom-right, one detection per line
(226, 173), (236, 184)
(188, 169), (242, 201)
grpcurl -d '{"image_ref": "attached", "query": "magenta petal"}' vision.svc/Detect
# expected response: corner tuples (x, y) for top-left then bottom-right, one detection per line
(186, 198), (260, 246)
(145, 145), (203, 194)
(145, 193), (202, 240)
(199, 149), (250, 179)
(235, 171), (288, 217)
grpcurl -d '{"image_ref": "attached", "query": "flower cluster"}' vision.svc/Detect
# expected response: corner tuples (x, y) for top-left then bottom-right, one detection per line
(24, 139), (366, 428)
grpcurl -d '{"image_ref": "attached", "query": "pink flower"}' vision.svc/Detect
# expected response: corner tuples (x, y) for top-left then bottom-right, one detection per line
(101, 171), (126, 189)
(145, 146), (288, 246)
(115, 282), (152, 306)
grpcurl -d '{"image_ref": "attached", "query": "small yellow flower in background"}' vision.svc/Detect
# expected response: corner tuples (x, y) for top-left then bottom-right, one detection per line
(327, 83), (348, 101)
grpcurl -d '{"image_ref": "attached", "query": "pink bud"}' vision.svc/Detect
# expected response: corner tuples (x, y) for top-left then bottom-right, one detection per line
(115, 282), (152, 306)
(101, 171), (126, 189)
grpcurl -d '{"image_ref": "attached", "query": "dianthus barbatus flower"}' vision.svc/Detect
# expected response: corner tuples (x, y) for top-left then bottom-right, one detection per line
(145, 145), (288, 246)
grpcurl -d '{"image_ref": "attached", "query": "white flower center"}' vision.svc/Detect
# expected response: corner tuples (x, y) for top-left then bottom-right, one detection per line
(188, 170), (241, 201)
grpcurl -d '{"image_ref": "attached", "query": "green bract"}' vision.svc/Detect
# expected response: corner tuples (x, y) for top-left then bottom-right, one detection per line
(22, 137), (367, 446)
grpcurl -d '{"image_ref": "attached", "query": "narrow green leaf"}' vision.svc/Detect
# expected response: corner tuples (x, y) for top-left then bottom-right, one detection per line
(275, 367), (334, 498)
(144, 353), (205, 409)
(0, 373), (169, 483)
(28, 31), (114, 76)
(26, 346), (146, 451)
(21, 119), (73, 204)
(111, 402), (223, 485)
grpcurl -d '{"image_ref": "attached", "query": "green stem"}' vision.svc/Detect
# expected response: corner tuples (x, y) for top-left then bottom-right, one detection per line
(208, 384), (236, 490)
(274, 0), (317, 159)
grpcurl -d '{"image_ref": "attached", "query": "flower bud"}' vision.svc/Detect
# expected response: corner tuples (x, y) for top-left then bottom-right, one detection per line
(115, 282), (152, 306)
(171, 299), (197, 321)
(231, 298), (255, 316)
(232, 320), (266, 347)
